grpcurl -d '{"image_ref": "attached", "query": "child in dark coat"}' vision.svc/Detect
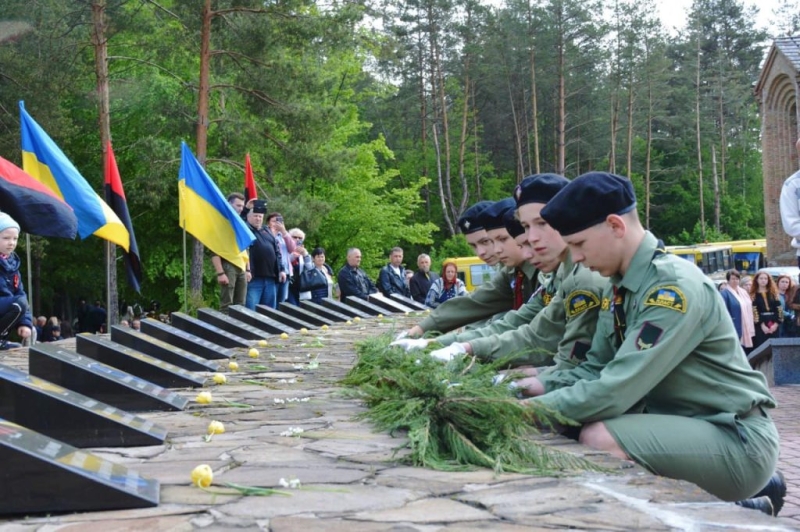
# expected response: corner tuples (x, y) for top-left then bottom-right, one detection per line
(0, 213), (32, 348)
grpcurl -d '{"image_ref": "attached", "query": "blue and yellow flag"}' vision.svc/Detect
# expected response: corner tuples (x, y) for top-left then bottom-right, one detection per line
(19, 101), (129, 250)
(178, 142), (253, 269)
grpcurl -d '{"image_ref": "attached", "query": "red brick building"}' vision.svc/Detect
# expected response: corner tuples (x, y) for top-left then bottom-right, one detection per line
(755, 36), (800, 266)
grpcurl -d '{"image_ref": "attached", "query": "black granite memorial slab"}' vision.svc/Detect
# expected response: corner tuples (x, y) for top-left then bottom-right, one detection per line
(110, 326), (220, 372)
(228, 305), (295, 334)
(139, 318), (234, 360)
(369, 294), (416, 314)
(0, 418), (159, 514)
(76, 334), (206, 389)
(278, 303), (335, 327)
(345, 296), (390, 316)
(390, 293), (429, 311)
(299, 300), (350, 322)
(197, 308), (270, 341)
(171, 312), (251, 348)
(254, 304), (316, 330)
(0, 363), (167, 448)
(319, 298), (372, 319)
(29, 344), (188, 412)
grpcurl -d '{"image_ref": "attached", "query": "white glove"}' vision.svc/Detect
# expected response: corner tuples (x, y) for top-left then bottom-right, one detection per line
(394, 331), (409, 341)
(429, 343), (467, 362)
(389, 338), (429, 351)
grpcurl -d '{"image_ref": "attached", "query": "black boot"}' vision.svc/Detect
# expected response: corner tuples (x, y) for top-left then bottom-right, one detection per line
(752, 471), (786, 516)
(736, 495), (774, 516)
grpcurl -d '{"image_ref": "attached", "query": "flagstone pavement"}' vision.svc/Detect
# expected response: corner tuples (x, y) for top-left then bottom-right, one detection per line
(0, 313), (797, 531)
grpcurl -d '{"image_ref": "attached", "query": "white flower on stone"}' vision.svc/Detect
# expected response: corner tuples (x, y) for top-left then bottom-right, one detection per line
(279, 427), (305, 437)
(278, 477), (302, 489)
(273, 398), (285, 404)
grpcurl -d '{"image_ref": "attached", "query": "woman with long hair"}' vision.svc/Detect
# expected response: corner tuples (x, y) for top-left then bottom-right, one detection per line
(720, 269), (755, 352)
(425, 260), (467, 309)
(776, 274), (796, 337)
(750, 270), (783, 350)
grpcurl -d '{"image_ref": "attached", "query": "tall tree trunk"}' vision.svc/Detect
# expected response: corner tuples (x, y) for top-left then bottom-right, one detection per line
(193, 0), (212, 297)
(529, 47), (540, 174)
(695, 36), (705, 241)
(556, 27), (566, 175)
(416, 17), (430, 216)
(91, 0), (118, 326)
(625, 70), (634, 179)
(457, 72), (471, 212)
(507, 75), (524, 181)
(712, 144), (720, 232)
(432, 124), (455, 235)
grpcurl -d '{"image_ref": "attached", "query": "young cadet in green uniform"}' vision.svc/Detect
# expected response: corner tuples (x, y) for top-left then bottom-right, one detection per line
(419, 175), (607, 378)
(403, 198), (539, 339)
(525, 171), (782, 512)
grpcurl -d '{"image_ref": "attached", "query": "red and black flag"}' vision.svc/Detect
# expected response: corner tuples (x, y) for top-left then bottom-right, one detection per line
(0, 156), (77, 239)
(104, 142), (142, 293)
(244, 153), (257, 203)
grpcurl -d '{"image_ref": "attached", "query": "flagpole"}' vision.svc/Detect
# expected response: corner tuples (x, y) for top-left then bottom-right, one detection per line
(25, 233), (32, 344)
(183, 228), (188, 313)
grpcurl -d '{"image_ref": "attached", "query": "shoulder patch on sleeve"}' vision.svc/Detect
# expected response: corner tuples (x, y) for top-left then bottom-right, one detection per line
(569, 341), (591, 361)
(565, 290), (601, 318)
(635, 322), (664, 350)
(644, 285), (687, 313)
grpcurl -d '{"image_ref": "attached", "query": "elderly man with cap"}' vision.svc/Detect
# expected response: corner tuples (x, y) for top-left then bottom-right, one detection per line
(402, 199), (539, 340)
(245, 199), (285, 310)
(211, 192), (248, 313)
(412, 175), (607, 376)
(523, 171), (783, 515)
(0, 213), (32, 349)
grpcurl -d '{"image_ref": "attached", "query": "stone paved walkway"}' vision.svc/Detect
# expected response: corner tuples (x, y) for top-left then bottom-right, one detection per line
(0, 313), (794, 531)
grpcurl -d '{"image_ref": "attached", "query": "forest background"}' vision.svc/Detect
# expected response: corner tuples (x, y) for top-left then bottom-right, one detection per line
(0, 0), (798, 320)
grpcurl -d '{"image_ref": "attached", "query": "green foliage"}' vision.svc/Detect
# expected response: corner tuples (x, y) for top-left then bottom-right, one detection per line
(342, 335), (607, 475)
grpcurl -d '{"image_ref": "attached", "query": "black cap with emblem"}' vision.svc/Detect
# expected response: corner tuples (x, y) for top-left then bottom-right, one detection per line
(457, 200), (494, 234)
(477, 197), (516, 232)
(541, 171), (636, 237)
(514, 173), (571, 207)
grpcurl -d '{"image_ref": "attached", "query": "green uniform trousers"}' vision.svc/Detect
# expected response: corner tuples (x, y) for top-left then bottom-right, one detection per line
(606, 407), (778, 501)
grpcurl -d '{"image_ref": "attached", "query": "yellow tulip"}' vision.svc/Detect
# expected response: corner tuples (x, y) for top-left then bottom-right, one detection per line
(280, 333), (289, 339)
(212, 373), (227, 385)
(195, 391), (213, 404)
(321, 324), (329, 330)
(300, 328), (308, 334)
(207, 420), (225, 435)
(353, 317), (361, 323)
(248, 348), (259, 358)
(345, 320), (352, 325)
(228, 361), (239, 371)
(258, 339), (268, 347)
(190, 464), (214, 488)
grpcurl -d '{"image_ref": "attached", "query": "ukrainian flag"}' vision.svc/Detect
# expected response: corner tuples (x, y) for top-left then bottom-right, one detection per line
(178, 142), (253, 270)
(19, 101), (130, 250)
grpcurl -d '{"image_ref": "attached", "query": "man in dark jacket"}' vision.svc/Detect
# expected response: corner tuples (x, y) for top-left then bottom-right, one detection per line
(338, 248), (377, 300)
(245, 200), (285, 309)
(409, 253), (438, 304)
(377, 247), (411, 298)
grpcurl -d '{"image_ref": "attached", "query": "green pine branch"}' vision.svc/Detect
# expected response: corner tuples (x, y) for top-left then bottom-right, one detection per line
(341, 335), (608, 475)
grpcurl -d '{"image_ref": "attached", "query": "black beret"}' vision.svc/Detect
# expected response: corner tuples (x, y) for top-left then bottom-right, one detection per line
(477, 197), (516, 232)
(514, 173), (570, 207)
(503, 207), (525, 238)
(457, 200), (494, 234)
(541, 171), (636, 236)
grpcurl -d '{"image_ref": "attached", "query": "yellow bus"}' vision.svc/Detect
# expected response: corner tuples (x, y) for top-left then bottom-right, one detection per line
(665, 244), (734, 276)
(711, 239), (767, 274)
(445, 256), (496, 292)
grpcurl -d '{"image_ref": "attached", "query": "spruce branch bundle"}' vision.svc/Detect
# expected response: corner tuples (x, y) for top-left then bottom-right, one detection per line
(342, 335), (606, 475)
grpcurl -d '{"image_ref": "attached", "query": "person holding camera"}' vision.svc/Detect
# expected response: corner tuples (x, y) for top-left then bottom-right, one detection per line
(267, 212), (296, 304)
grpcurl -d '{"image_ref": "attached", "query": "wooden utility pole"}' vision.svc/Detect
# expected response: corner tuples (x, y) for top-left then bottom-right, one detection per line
(91, 0), (119, 327)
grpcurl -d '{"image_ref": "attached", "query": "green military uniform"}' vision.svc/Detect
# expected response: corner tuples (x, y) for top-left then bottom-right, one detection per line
(418, 261), (539, 335)
(534, 232), (778, 501)
(437, 252), (607, 373)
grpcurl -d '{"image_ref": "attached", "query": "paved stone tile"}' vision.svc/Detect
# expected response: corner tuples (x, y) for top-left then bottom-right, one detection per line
(0, 318), (791, 529)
